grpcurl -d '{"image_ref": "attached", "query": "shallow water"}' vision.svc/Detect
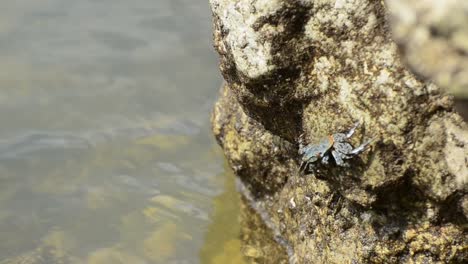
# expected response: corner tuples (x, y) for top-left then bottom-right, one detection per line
(0, 1), (243, 263)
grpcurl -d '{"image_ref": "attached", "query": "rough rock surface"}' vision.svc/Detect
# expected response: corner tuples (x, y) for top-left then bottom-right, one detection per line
(386, 0), (468, 98)
(210, 0), (468, 263)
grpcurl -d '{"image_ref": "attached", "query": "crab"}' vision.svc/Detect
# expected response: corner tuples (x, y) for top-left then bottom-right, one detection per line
(298, 122), (373, 173)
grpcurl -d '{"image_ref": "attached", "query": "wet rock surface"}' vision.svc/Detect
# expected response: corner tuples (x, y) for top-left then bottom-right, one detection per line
(210, 0), (468, 262)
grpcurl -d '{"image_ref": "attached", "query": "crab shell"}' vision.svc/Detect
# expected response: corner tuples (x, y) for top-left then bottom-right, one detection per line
(299, 135), (334, 163)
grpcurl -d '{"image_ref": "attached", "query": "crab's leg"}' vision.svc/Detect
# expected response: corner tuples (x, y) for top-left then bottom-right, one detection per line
(345, 121), (360, 138)
(299, 160), (308, 173)
(350, 138), (374, 155)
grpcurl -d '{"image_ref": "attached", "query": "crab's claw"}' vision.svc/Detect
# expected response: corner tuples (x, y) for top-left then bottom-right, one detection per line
(346, 121), (361, 138)
(350, 137), (375, 155)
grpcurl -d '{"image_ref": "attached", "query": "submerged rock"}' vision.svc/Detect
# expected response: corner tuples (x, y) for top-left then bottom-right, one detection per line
(210, 0), (468, 263)
(0, 230), (81, 264)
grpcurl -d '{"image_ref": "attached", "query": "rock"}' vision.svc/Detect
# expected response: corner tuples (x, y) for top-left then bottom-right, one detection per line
(0, 230), (81, 264)
(386, 0), (468, 98)
(210, 0), (468, 262)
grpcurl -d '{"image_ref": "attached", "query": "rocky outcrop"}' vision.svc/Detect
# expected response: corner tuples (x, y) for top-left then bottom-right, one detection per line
(210, 0), (468, 263)
(386, 0), (468, 98)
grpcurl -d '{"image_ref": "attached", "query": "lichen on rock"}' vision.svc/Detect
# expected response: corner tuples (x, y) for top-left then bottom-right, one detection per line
(210, 0), (468, 263)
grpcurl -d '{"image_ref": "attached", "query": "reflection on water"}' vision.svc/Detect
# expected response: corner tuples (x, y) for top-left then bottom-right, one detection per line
(0, 0), (244, 263)
(200, 168), (245, 264)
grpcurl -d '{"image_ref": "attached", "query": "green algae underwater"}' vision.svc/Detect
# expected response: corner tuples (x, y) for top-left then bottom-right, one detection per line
(0, 98), (249, 263)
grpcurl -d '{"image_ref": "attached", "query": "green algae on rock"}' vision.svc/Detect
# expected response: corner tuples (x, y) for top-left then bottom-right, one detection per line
(210, 0), (468, 263)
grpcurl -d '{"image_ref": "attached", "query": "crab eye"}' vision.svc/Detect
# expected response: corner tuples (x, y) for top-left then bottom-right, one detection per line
(316, 152), (321, 157)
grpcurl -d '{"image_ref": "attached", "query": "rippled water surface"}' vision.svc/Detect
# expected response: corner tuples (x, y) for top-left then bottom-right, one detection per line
(0, 1), (243, 263)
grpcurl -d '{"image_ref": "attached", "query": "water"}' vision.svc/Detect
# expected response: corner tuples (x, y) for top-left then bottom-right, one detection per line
(0, 1), (244, 263)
